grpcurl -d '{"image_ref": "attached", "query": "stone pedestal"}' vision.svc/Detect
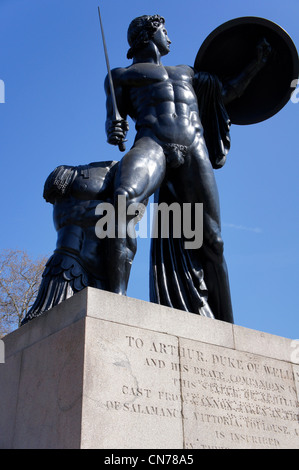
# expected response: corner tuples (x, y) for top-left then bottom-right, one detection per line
(1, 287), (299, 449)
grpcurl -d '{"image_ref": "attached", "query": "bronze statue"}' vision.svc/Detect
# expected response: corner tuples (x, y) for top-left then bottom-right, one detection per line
(21, 14), (298, 326)
(104, 14), (273, 323)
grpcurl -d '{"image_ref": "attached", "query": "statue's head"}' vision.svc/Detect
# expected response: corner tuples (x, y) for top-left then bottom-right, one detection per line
(127, 14), (166, 59)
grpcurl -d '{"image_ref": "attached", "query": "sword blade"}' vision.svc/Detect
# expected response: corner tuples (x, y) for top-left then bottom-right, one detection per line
(98, 5), (125, 151)
(98, 6), (119, 120)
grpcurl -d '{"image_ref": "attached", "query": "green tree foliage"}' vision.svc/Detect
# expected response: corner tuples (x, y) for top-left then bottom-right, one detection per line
(0, 249), (47, 337)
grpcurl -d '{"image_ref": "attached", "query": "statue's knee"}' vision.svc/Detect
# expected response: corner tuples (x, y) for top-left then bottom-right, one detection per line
(114, 186), (146, 221)
(115, 187), (133, 207)
(115, 186), (129, 199)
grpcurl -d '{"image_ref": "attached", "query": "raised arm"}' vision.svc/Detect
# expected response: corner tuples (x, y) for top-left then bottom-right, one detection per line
(104, 68), (129, 150)
(222, 38), (272, 105)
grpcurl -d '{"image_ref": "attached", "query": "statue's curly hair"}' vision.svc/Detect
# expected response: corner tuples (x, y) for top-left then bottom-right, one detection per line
(127, 15), (165, 59)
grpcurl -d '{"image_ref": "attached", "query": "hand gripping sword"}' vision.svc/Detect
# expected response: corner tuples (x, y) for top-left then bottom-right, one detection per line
(98, 5), (126, 152)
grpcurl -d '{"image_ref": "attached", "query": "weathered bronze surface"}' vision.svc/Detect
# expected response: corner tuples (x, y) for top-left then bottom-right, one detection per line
(21, 15), (298, 326)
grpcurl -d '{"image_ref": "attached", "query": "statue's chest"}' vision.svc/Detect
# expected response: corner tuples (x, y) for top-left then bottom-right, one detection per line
(125, 64), (170, 87)
(125, 65), (193, 104)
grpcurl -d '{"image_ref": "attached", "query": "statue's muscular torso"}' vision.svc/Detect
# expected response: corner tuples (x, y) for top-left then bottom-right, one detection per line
(111, 63), (203, 147)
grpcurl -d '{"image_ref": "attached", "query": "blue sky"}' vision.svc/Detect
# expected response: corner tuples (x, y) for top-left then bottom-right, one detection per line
(0, 0), (298, 339)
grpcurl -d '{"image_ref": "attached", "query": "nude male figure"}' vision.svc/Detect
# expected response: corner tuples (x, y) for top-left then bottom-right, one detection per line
(104, 15), (270, 322)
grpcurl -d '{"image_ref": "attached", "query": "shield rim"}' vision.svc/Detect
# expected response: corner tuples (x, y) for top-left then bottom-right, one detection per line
(194, 16), (299, 125)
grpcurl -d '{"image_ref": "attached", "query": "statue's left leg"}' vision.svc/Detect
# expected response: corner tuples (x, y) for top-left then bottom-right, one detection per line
(168, 137), (234, 323)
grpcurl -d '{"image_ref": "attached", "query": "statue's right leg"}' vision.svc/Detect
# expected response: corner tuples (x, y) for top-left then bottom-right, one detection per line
(108, 137), (166, 295)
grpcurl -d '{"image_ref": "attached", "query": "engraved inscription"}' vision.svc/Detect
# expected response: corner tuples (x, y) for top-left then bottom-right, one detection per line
(179, 339), (299, 449)
(99, 331), (299, 449)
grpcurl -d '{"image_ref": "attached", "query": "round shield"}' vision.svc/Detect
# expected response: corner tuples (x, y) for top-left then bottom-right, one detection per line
(194, 17), (299, 125)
